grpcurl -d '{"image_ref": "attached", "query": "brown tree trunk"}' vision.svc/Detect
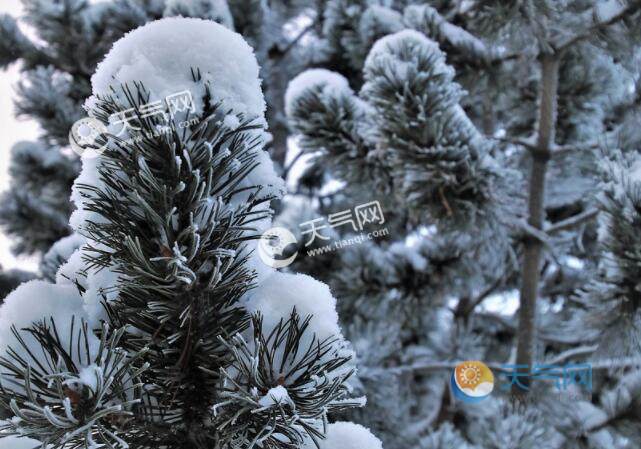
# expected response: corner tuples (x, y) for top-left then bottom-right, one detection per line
(513, 53), (559, 396)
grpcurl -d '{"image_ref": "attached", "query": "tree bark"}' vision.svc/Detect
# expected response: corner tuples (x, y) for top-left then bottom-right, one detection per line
(513, 53), (559, 395)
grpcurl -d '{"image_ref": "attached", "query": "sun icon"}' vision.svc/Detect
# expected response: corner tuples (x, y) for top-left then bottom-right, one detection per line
(451, 360), (494, 403)
(457, 363), (482, 388)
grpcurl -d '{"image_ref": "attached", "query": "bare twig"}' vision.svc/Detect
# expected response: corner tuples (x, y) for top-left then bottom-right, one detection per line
(552, 140), (602, 156)
(546, 208), (599, 235)
(272, 21), (316, 63)
(544, 345), (597, 365)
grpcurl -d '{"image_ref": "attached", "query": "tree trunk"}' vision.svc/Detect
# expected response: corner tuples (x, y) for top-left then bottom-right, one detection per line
(513, 53), (559, 395)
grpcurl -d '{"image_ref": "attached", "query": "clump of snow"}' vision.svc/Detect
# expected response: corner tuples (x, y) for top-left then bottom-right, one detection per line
(317, 422), (383, 449)
(285, 69), (351, 117)
(55, 245), (88, 286)
(404, 4), (493, 60)
(163, 0), (234, 29)
(82, 264), (121, 327)
(243, 272), (342, 344)
(44, 234), (86, 263)
(595, 0), (627, 23)
(75, 364), (104, 393)
(0, 281), (99, 392)
(42, 233), (86, 277)
(258, 385), (295, 409)
(359, 5), (404, 46)
(364, 29), (444, 74)
(86, 18), (265, 119)
(223, 114), (241, 130)
(69, 156), (110, 232)
(0, 435), (44, 449)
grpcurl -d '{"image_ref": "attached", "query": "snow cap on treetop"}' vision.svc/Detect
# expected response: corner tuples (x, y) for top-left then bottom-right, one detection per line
(285, 68), (351, 117)
(86, 17), (265, 119)
(364, 29), (445, 73)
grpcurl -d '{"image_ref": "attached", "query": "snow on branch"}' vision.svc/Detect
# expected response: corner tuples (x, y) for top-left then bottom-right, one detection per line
(403, 4), (500, 63)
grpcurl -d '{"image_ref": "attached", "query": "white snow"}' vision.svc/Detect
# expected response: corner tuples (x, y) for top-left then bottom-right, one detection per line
(82, 264), (121, 327)
(404, 4), (493, 60)
(86, 18), (265, 119)
(595, 0), (627, 23)
(629, 158), (641, 183)
(316, 422), (383, 449)
(0, 280), (99, 392)
(223, 114), (240, 130)
(43, 233), (86, 268)
(243, 272), (342, 346)
(69, 156), (110, 232)
(0, 435), (43, 449)
(285, 69), (351, 117)
(365, 29), (442, 72)
(76, 364), (103, 392)
(258, 385), (295, 409)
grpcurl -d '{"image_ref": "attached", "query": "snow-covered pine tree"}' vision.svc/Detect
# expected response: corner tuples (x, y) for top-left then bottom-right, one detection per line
(0, 0), (311, 296)
(0, 18), (381, 449)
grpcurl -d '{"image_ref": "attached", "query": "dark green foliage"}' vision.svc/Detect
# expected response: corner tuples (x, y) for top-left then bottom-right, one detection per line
(0, 320), (147, 448)
(215, 312), (357, 449)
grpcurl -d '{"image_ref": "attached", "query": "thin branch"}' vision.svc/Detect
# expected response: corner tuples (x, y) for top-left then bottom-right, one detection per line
(552, 140), (602, 156)
(492, 135), (601, 157)
(464, 275), (506, 315)
(544, 345), (597, 365)
(272, 21), (316, 64)
(491, 135), (538, 151)
(546, 208), (599, 235)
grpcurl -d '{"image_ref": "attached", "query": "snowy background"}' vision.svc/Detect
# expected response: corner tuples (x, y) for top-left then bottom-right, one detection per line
(0, 0), (38, 272)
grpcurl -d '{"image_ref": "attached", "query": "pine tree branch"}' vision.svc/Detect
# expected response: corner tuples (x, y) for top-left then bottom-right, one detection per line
(557, 0), (640, 52)
(580, 368), (641, 432)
